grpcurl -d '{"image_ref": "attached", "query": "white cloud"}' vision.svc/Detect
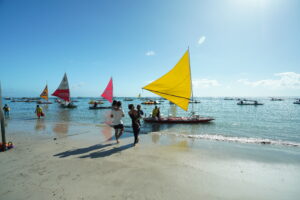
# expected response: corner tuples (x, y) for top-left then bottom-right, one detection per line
(192, 79), (221, 88)
(145, 51), (155, 56)
(198, 36), (206, 45)
(237, 72), (300, 89)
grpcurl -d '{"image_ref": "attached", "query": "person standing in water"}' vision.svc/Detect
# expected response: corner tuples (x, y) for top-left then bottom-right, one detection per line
(110, 101), (124, 143)
(3, 104), (10, 118)
(35, 105), (44, 119)
(128, 104), (140, 146)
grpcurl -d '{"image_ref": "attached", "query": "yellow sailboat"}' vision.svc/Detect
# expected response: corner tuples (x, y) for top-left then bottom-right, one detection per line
(142, 50), (214, 123)
(37, 85), (52, 104)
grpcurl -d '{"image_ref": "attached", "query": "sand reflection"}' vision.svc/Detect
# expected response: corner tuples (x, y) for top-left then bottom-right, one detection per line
(35, 118), (46, 131)
(53, 109), (70, 137)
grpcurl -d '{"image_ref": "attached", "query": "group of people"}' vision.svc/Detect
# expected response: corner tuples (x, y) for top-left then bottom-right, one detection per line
(110, 100), (144, 145)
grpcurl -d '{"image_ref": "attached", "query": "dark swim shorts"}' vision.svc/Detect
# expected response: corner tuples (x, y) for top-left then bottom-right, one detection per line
(113, 124), (124, 129)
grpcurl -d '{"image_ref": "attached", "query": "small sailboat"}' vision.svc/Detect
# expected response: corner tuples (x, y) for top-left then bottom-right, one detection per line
(52, 73), (77, 108)
(89, 77), (113, 109)
(142, 50), (214, 123)
(37, 85), (52, 104)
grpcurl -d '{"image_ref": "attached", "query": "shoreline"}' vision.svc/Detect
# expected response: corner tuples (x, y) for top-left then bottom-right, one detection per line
(1, 120), (300, 200)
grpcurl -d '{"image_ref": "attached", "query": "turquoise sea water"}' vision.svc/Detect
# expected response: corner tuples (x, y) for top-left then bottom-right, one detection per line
(2, 97), (300, 147)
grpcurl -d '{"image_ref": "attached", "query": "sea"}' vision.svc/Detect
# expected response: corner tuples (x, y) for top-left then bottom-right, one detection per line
(2, 97), (300, 149)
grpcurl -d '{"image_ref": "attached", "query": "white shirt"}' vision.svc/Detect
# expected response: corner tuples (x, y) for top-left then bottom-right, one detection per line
(111, 109), (124, 125)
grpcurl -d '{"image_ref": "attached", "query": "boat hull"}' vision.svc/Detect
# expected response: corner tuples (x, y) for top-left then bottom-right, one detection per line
(237, 103), (263, 105)
(60, 104), (77, 109)
(144, 117), (214, 124)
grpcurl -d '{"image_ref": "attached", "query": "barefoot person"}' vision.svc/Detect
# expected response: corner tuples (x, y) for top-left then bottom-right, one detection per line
(110, 101), (124, 143)
(35, 105), (44, 119)
(128, 104), (140, 145)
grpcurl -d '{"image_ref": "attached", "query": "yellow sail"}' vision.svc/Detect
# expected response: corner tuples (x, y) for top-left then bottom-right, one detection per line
(143, 50), (191, 111)
(40, 85), (49, 101)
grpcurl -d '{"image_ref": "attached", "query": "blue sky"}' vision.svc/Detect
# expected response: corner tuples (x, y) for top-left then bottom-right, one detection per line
(0, 0), (300, 97)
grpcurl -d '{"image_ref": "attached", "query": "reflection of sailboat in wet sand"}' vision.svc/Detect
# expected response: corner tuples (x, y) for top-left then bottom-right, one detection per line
(53, 110), (70, 136)
(143, 50), (214, 123)
(52, 73), (77, 108)
(89, 77), (113, 110)
(37, 85), (52, 104)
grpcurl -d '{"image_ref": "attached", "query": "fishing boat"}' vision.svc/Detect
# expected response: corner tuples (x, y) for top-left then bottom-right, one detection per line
(37, 85), (52, 104)
(141, 100), (160, 105)
(124, 98), (134, 101)
(89, 77), (113, 109)
(270, 97), (284, 101)
(52, 73), (77, 108)
(189, 100), (201, 103)
(142, 50), (214, 123)
(237, 100), (263, 105)
(294, 99), (300, 104)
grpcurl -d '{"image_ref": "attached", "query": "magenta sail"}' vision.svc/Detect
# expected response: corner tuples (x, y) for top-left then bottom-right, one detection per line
(101, 78), (113, 103)
(52, 73), (71, 102)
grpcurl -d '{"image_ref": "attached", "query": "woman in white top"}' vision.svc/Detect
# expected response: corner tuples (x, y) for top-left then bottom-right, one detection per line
(110, 101), (125, 143)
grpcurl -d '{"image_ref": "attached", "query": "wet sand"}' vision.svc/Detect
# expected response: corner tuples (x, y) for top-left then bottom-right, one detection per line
(0, 120), (300, 200)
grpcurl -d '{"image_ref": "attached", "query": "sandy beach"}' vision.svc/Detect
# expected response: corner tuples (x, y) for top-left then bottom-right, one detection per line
(0, 120), (300, 200)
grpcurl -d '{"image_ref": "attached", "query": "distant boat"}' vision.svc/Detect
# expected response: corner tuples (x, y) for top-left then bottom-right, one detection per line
(189, 100), (201, 103)
(270, 97), (284, 101)
(141, 100), (160, 105)
(142, 50), (214, 123)
(293, 99), (300, 104)
(237, 100), (263, 106)
(37, 85), (52, 104)
(224, 97), (234, 100)
(52, 73), (77, 108)
(124, 98), (134, 101)
(89, 77), (113, 109)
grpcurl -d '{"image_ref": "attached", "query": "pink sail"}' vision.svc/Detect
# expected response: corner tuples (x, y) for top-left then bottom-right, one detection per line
(101, 78), (113, 103)
(52, 73), (70, 102)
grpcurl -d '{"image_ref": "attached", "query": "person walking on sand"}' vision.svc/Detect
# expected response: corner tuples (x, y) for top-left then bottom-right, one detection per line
(3, 104), (10, 118)
(35, 105), (44, 119)
(110, 101), (124, 143)
(128, 104), (140, 146)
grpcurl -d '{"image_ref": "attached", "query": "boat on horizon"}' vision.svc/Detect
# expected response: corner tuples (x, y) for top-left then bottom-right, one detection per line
(270, 97), (284, 101)
(142, 49), (214, 124)
(52, 73), (77, 108)
(237, 100), (263, 106)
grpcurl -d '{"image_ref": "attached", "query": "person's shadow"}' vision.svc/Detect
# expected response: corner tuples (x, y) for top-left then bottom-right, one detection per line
(79, 143), (133, 159)
(54, 143), (114, 158)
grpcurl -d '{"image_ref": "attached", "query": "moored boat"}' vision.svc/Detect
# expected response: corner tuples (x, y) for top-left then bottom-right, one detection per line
(142, 49), (214, 123)
(144, 116), (214, 124)
(237, 100), (263, 105)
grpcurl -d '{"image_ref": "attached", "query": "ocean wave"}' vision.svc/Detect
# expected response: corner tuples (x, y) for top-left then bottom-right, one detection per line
(154, 132), (300, 147)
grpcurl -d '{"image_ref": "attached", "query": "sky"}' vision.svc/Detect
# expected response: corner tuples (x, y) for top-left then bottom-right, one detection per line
(0, 0), (300, 97)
